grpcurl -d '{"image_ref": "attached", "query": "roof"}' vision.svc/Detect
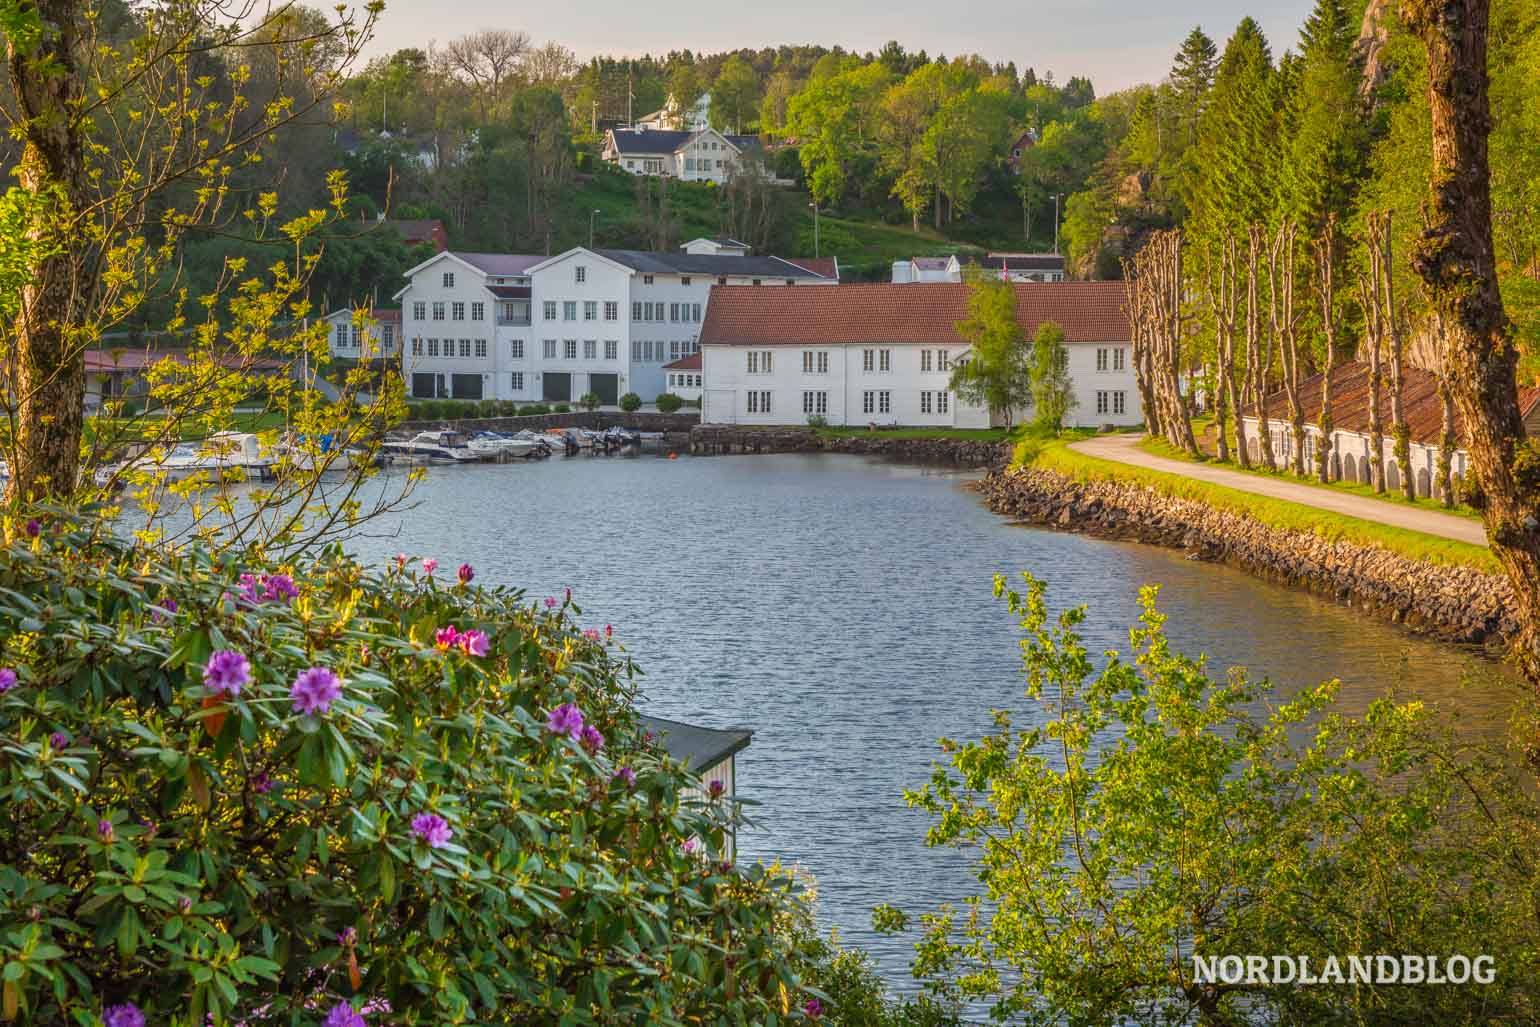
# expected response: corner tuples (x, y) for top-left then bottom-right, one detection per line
(912, 257), (955, 270)
(977, 252), (1066, 272)
(606, 128), (753, 157)
(687, 236), (750, 249)
(700, 281), (1130, 347)
(451, 252), (544, 276)
(663, 352), (702, 371)
(778, 257), (839, 279)
(379, 219), (444, 243)
(324, 307), (400, 322)
(1248, 361), (1540, 446)
(593, 249), (832, 279)
(639, 714), (751, 771)
(486, 285), (532, 300)
(84, 349), (288, 372)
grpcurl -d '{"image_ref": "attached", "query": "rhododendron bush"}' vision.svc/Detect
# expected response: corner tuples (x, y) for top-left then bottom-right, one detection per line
(0, 513), (818, 1024)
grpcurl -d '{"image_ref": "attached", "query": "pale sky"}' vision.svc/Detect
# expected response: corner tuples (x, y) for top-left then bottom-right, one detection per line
(365, 1), (1319, 94)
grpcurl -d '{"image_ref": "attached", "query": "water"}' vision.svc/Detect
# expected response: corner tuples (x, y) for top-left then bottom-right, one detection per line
(208, 453), (1533, 992)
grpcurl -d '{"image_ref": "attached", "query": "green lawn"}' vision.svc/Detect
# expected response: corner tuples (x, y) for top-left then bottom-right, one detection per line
(1021, 437), (1497, 573)
(87, 409), (289, 443)
(1140, 428), (1484, 523)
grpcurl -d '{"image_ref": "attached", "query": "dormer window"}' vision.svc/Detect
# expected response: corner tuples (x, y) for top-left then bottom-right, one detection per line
(442, 272), (454, 288)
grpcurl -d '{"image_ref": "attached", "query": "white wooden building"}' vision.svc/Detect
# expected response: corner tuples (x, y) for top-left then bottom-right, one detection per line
(638, 714), (751, 859)
(601, 126), (760, 184)
(324, 307), (401, 361)
(697, 281), (1141, 429)
(662, 352), (703, 401)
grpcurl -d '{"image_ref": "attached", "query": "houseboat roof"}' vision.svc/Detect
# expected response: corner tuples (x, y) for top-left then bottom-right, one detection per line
(1247, 361), (1540, 445)
(639, 714), (751, 771)
(699, 281), (1129, 347)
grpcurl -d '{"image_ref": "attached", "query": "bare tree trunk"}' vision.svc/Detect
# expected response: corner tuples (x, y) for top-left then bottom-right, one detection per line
(1375, 212), (1418, 501)
(1312, 217), (1340, 483)
(1270, 222), (1308, 476)
(1404, 0), (1540, 686)
(1123, 265), (1162, 439)
(1207, 236), (1239, 464)
(6, 0), (91, 509)
(1246, 226), (1276, 471)
(1134, 233), (1198, 455)
(1357, 239), (1388, 494)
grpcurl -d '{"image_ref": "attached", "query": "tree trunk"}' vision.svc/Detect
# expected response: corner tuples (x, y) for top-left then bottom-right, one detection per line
(1313, 217), (1340, 484)
(1405, 0), (1540, 684)
(1247, 226), (1276, 472)
(1271, 222), (1308, 476)
(1437, 368), (1458, 506)
(6, 0), (91, 509)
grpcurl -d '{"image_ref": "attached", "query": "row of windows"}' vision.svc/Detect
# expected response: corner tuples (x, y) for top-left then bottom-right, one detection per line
(752, 348), (938, 375)
(410, 338), (489, 358)
(1095, 390), (1128, 416)
(631, 301), (702, 323)
(631, 340), (698, 362)
(918, 349), (954, 372)
(1095, 347), (1127, 373)
(667, 372), (703, 389)
(861, 390), (893, 415)
(542, 300), (621, 322)
(412, 301), (486, 323)
(539, 339), (622, 361)
(333, 324), (397, 349)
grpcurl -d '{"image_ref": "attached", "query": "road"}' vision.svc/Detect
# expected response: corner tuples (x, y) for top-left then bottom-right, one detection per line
(1069, 433), (1488, 547)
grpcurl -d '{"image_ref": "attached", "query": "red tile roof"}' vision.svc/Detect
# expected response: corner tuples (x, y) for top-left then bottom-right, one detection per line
(699, 281), (1128, 347)
(778, 257), (839, 280)
(1249, 361), (1540, 445)
(663, 352), (702, 371)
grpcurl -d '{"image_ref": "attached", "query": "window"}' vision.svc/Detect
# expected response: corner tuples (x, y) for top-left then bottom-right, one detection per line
(630, 340), (641, 361)
(511, 371), (524, 391)
(747, 390), (772, 414)
(575, 265), (587, 283)
(584, 339), (596, 360)
(938, 391), (950, 414)
(471, 302), (484, 321)
(544, 301), (558, 320)
(543, 339), (557, 359)
(862, 391), (875, 415)
(681, 276), (692, 286)
(670, 303), (680, 321)
(938, 350), (952, 371)
(335, 324), (348, 348)
(632, 301), (643, 320)
(643, 274), (654, 285)
(584, 301), (597, 321)
(879, 349), (891, 372)
(605, 340), (618, 360)
(1096, 348), (1109, 372)
(442, 272), (454, 288)
(921, 391), (933, 414)
(1113, 347), (1126, 371)
(643, 302), (653, 321)
(431, 302), (445, 321)
(752, 279), (762, 286)
(564, 339), (577, 360)
(427, 338), (439, 357)
(1113, 391), (1126, 415)
(862, 349), (874, 372)
(412, 301), (426, 321)
(921, 349), (932, 372)
(510, 339), (524, 359)
(685, 158), (695, 171)
(1096, 391), (1110, 415)
(604, 301), (618, 321)
(878, 391), (891, 414)
(802, 390), (828, 415)
(411, 338), (423, 356)
(670, 341), (681, 361)
(746, 350), (772, 374)
(692, 303), (702, 322)
(458, 339), (471, 358)
(451, 302), (464, 321)
(802, 350), (814, 373)
(718, 276), (728, 286)
(382, 324), (395, 349)
(563, 301), (577, 321)
(475, 339), (487, 358)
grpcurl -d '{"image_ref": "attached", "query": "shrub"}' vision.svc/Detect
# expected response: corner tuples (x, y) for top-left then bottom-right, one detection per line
(477, 399), (498, 418)
(553, 403), (570, 413)
(655, 392), (683, 414)
(577, 391), (601, 412)
(496, 400), (516, 417)
(517, 403), (550, 416)
(0, 514), (822, 1023)
(806, 414), (828, 429)
(619, 392), (642, 413)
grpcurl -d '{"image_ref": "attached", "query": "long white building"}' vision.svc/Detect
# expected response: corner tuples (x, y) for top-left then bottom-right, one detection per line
(697, 282), (1141, 429)
(396, 241), (838, 405)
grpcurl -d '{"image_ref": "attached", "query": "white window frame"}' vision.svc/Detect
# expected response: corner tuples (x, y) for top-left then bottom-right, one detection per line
(511, 371), (524, 391)
(605, 340), (618, 360)
(412, 301), (426, 321)
(442, 272), (454, 288)
(471, 302), (484, 321)
(543, 301), (558, 320)
(576, 265), (587, 283)
(564, 339), (577, 360)
(511, 339), (524, 359)
(604, 301), (618, 321)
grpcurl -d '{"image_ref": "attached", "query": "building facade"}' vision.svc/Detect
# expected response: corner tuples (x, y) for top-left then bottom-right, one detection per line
(325, 308), (401, 361)
(662, 352), (703, 402)
(698, 282), (1140, 428)
(601, 127), (759, 184)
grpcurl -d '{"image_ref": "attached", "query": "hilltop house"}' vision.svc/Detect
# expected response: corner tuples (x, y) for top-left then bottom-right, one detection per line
(324, 308), (401, 361)
(601, 126), (760, 184)
(891, 256), (963, 283)
(1242, 361), (1540, 499)
(636, 93), (711, 132)
(973, 252), (1067, 282)
(697, 281), (1140, 428)
(1007, 128), (1038, 174)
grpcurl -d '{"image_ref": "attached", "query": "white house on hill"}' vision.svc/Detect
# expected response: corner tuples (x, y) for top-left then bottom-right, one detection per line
(697, 282), (1141, 429)
(602, 126), (760, 184)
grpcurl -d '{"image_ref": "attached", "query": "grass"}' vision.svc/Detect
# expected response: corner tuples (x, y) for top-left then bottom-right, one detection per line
(814, 426), (1014, 442)
(1141, 421), (1485, 523)
(86, 409), (289, 443)
(1019, 436), (1498, 573)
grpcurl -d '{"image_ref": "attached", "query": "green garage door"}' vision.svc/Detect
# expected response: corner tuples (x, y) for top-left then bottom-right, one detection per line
(543, 372), (570, 402)
(589, 373), (618, 406)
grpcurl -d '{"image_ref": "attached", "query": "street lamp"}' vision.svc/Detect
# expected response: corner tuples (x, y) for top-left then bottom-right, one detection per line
(589, 209), (601, 249)
(1052, 193), (1062, 255)
(807, 201), (819, 259)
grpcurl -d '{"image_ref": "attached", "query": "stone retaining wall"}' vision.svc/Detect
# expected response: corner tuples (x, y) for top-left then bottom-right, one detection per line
(689, 425), (1012, 467)
(977, 465), (1517, 646)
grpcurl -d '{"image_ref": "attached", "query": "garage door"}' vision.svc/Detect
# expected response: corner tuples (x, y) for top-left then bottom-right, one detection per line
(589, 373), (619, 407)
(543, 372), (570, 403)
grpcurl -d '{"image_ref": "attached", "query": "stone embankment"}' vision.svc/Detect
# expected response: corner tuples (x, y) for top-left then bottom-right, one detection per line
(399, 411), (699, 434)
(688, 426), (1012, 467)
(978, 465), (1517, 646)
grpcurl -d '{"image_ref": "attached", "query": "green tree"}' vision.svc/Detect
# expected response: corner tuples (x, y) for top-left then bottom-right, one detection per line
(786, 61), (893, 207)
(948, 279), (1030, 427)
(1191, 18), (1279, 244)
(1280, 0), (1368, 232)
(1028, 320), (1077, 431)
(710, 55), (759, 134)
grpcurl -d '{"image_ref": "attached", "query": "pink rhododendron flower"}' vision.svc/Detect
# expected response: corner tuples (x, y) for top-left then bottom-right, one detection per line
(546, 703), (584, 738)
(411, 812), (453, 849)
(421, 558), (438, 575)
(434, 625), (461, 650)
(290, 666), (342, 715)
(458, 562), (474, 584)
(202, 649), (250, 696)
(458, 629), (489, 657)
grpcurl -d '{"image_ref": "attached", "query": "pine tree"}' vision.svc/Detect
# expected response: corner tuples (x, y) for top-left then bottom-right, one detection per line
(1191, 19), (1279, 246)
(1169, 27), (1218, 147)
(1281, 0), (1370, 232)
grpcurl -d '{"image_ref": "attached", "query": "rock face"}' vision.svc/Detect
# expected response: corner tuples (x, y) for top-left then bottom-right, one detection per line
(689, 426), (1012, 467)
(977, 465), (1518, 647)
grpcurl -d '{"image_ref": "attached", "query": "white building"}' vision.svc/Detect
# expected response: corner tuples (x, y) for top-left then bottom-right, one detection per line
(397, 242), (837, 406)
(891, 256), (963, 283)
(601, 127), (760, 184)
(891, 253), (1067, 284)
(324, 307), (401, 361)
(663, 352), (703, 402)
(698, 282), (1141, 429)
(635, 93), (711, 132)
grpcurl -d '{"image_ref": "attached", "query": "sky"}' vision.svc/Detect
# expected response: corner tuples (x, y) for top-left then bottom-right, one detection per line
(364, 1), (1320, 94)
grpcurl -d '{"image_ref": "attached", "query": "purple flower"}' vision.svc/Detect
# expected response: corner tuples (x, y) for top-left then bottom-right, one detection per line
(251, 771), (274, 794)
(583, 628), (600, 642)
(97, 819), (114, 842)
(0, 668), (16, 693)
(49, 731), (68, 750)
(434, 625), (460, 650)
(411, 812), (453, 849)
(202, 649), (250, 697)
(681, 836), (700, 856)
(421, 558), (438, 575)
(103, 1004), (144, 1027)
(150, 598), (178, 623)
(264, 574), (298, 602)
(579, 724), (604, 753)
(290, 666), (342, 716)
(805, 997), (823, 1018)
(338, 925), (358, 947)
(458, 629), (489, 657)
(177, 896), (192, 913)
(708, 780), (726, 800)
(613, 766), (636, 788)
(457, 562), (474, 585)
(323, 1003), (367, 1027)
(24, 518), (40, 538)
(546, 703), (584, 739)
(544, 596), (557, 609)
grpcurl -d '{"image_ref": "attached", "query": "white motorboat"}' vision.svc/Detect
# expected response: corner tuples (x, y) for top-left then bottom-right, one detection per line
(98, 432), (275, 485)
(379, 430), (478, 463)
(466, 431), (541, 458)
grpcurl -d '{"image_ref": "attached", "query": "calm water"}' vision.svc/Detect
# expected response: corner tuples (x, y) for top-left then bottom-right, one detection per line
(196, 453), (1532, 992)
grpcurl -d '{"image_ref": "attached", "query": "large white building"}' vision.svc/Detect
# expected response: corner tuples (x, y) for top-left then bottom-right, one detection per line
(396, 241), (838, 405)
(601, 127), (760, 184)
(697, 282), (1141, 429)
